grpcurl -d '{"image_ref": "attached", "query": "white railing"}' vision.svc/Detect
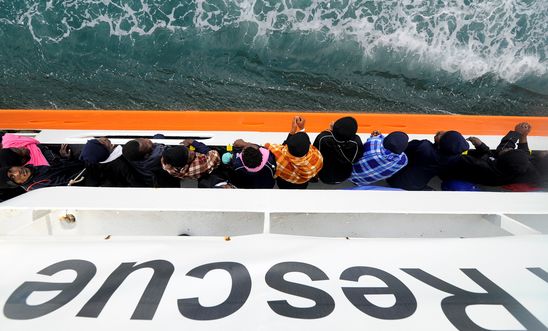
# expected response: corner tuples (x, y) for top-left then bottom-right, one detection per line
(1, 187), (547, 238)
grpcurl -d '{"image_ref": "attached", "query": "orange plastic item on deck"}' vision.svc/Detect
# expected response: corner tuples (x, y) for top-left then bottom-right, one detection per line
(1, 109), (547, 135)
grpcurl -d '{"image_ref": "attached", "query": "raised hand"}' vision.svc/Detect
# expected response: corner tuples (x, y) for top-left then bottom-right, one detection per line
(59, 144), (72, 158)
(295, 116), (306, 130)
(181, 139), (194, 147)
(290, 115), (305, 134)
(467, 136), (483, 147)
(514, 122), (532, 137)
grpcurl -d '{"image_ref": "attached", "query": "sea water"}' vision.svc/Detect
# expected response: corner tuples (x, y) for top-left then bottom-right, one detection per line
(0, 0), (546, 115)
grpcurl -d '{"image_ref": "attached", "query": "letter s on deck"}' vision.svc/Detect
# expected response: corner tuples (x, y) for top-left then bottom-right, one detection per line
(265, 261), (335, 319)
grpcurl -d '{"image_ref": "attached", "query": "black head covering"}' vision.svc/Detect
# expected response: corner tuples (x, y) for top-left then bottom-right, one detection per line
(286, 132), (310, 157)
(497, 150), (530, 176)
(80, 139), (110, 164)
(439, 131), (469, 155)
(383, 131), (409, 154)
(332, 117), (358, 141)
(0, 149), (25, 167)
(162, 146), (189, 167)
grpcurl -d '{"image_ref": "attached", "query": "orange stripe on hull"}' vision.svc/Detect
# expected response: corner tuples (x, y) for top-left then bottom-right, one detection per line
(1, 109), (547, 135)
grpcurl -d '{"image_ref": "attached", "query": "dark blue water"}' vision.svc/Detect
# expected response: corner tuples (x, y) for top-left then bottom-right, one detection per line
(1, 0), (547, 115)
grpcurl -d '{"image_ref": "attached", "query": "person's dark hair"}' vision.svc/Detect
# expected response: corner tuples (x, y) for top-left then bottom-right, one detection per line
(286, 132), (310, 157)
(0, 149), (25, 167)
(162, 146), (189, 168)
(241, 147), (262, 168)
(122, 140), (143, 161)
(332, 117), (358, 141)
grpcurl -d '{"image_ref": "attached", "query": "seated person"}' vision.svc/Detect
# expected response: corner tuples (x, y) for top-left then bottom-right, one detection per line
(313, 116), (364, 184)
(495, 122), (547, 189)
(0, 133), (52, 166)
(445, 123), (536, 187)
(350, 131), (408, 185)
(161, 139), (220, 181)
(387, 130), (469, 190)
(80, 138), (145, 187)
(265, 116), (323, 189)
(467, 122), (531, 158)
(448, 148), (532, 187)
(0, 145), (72, 167)
(0, 161), (87, 192)
(497, 122), (532, 155)
(229, 139), (277, 189)
(122, 135), (175, 187)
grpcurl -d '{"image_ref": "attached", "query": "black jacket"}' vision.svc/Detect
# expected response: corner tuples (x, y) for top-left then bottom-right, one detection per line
(86, 157), (146, 187)
(387, 140), (462, 190)
(19, 162), (86, 192)
(128, 143), (179, 187)
(313, 131), (364, 184)
(444, 131), (537, 186)
(230, 149), (277, 189)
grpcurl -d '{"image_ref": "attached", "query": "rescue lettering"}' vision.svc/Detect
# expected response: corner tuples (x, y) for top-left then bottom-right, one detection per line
(3, 260), (547, 330)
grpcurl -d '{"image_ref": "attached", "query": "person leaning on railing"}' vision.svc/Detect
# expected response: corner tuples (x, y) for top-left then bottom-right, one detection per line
(228, 139), (277, 189)
(442, 122), (545, 190)
(80, 138), (145, 187)
(313, 116), (364, 185)
(265, 116), (323, 189)
(160, 139), (221, 184)
(386, 130), (469, 191)
(349, 131), (409, 186)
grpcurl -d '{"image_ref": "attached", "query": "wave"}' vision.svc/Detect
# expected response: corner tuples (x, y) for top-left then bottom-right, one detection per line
(0, 0), (547, 113)
(1, 0), (546, 84)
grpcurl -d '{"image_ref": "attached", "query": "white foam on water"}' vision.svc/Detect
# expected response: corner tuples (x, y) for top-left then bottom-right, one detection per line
(3, 0), (547, 83)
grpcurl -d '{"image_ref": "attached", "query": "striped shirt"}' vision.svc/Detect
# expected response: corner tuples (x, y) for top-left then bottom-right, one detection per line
(350, 135), (408, 185)
(266, 143), (323, 184)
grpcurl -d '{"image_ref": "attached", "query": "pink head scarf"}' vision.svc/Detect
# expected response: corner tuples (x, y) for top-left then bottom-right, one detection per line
(238, 147), (270, 172)
(1, 134), (50, 166)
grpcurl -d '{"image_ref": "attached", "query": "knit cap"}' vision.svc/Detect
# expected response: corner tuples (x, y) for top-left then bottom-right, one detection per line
(80, 139), (110, 164)
(383, 131), (409, 154)
(439, 131), (469, 155)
